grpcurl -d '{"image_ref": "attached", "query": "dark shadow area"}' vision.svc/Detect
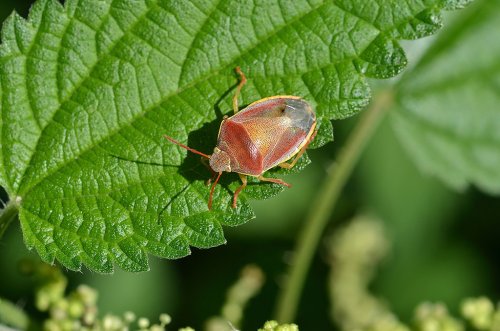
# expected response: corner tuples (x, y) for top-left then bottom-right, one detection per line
(175, 114), (240, 198)
(452, 189), (500, 297)
(157, 184), (190, 222)
(0, 186), (8, 206)
(173, 77), (251, 192)
(0, 1), (32, 22)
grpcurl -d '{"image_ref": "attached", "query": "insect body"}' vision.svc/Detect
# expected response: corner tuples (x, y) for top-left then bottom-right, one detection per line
(164, 67), (316, 209)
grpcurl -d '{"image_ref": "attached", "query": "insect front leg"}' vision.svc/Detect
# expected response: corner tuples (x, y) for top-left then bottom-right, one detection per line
(232, 174), (248, 208)
(232, 67), (248, 114)
(279, 130), (318, 169)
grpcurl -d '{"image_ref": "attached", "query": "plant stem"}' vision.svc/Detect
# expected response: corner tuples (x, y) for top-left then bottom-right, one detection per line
(0, 198), (19, 240)
(274, 90), (394, 323)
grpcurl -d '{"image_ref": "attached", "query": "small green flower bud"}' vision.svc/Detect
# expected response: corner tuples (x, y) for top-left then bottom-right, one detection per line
(68, 299), (85, 318)
(159, 313), (171, 325)
(123, 311), (136, 323)
(77, 285), (98, 306)
(461, 297), (494, 330)
(138, 317), (150, 329)
(150, 325), (164, 331)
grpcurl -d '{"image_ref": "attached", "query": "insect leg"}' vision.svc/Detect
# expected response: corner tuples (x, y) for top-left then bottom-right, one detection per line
(257, 175), (291, 188)
(232, 67), (247, 114)
(208, 172), (223, 210)
(232, 174), (248, 208)
(164, 134), (211, 159)
(279, 130), (318, 169)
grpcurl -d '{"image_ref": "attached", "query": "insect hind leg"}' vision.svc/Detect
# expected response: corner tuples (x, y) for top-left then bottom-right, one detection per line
(257, 175), (291, 188)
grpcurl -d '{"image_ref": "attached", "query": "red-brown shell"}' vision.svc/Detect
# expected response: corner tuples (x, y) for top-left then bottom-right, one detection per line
(216, 96), (316, 176)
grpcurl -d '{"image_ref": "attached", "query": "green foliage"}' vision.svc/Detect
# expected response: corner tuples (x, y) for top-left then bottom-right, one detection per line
(0, 0), (469, 271)
(327, 216), (408, 331)
(392, 0), (500, 194)
(0, 297), (30, 330)
(328, 217), (500, 331)
(258, 321), (299, 331)
(205, 265), (265, 331)
(16, 262), (176, 330)
(0, 261), (274, 331)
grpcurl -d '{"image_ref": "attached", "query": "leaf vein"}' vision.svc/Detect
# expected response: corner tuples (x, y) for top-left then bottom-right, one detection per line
(17, 0), (159, 193)
(178, 0), (224, 85)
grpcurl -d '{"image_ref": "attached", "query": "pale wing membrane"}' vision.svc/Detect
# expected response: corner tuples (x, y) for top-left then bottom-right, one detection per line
(262, 126), (306, 169)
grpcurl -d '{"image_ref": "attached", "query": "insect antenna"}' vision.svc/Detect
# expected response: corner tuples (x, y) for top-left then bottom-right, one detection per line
(163, 134), (211, 159)
(208, 172), (222, 210)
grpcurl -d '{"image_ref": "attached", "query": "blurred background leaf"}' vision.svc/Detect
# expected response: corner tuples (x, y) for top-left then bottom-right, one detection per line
(392, 0), (500, 194)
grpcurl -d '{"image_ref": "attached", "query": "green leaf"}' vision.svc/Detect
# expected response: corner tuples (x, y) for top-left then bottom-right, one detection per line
(444, 0), (475, 10)
(392, 0), (500, 195)
(0, 0), (466, 271)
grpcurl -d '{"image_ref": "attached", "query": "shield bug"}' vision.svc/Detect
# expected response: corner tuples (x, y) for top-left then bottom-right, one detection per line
(164, 67), (317, 209)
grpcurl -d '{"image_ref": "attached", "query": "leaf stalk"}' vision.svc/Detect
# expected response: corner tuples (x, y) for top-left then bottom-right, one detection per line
(274, 89), (394, 322)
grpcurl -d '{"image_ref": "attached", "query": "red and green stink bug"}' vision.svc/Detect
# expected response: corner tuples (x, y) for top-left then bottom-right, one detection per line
(164, 67), (317, 209)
